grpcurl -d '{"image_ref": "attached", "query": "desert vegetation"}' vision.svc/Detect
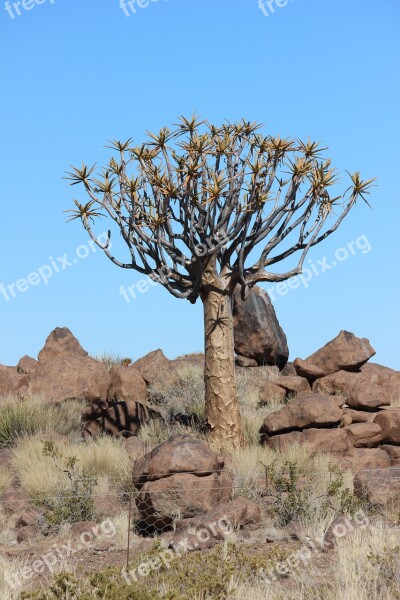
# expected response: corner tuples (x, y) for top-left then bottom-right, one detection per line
(0, 347), (399, 599)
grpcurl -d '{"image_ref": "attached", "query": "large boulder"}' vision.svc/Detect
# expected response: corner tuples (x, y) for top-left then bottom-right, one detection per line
(107, 365), (147, 404)
(354, 466), (400, 506)
(273, 375), (311, 396)
(37, 327), (88, 362)
(344, 423), (382, 448)
(257, 381), (287, 405)
(361, 363), (400, 405)
(342, 409), (377, 424)
(263, 427), (350, 455)
(132, 435), (233, 531)
(232, 285), (288, 369)
(132, 349), (178, 388)
(380, 445), (400, 465)
(339, 448), (392, 472)
(83, 399), (161, 438)
(313, 370), (390, 410)
(294, 331), (375, 381)
(174, 497), (262, 535)
(259, 392), (343, 435)
(28, 355), (110, 403)
(373, 410), (400, 445)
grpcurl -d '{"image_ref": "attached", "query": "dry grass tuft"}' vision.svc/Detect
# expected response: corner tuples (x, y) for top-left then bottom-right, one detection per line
(11, 436), (131, 501)
(0, 396), (85, 448)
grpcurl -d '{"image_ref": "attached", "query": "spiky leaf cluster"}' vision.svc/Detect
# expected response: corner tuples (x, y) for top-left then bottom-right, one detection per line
(66, 115), (375, 301)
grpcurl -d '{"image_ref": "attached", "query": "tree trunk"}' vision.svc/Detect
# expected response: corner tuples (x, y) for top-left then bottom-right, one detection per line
(201, 262), (244, 448)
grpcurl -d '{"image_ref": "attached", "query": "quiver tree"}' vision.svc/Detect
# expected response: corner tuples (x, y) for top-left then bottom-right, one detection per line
(66, 116), (375, 448)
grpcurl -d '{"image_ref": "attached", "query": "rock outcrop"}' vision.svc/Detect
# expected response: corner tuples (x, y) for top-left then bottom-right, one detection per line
(261, 333), (400, 471)
(294, 331), (375, 380)
(132, 349), (179, 387)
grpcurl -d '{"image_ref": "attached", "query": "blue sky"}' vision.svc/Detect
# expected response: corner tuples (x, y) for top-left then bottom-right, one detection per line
(1, 0), (399, 368)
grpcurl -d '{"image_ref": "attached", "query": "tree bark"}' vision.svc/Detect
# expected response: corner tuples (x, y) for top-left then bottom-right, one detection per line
(201, 261), (244, 448)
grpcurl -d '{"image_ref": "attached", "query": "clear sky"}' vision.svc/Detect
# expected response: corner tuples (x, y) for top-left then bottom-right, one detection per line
(1, 0), (399, 369)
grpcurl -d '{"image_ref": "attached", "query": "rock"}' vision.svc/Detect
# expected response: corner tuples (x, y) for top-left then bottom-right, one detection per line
(261, 430), (301, 449)
(361, 363), (400, 405)
(28, 355), (110, 403)
(133, 435), (225, 484)
(83, 419), (103, 440)
(294, 331), (375, 380)
(136, 471), (233, 532)
(235, 355), (258, 368)
(354, 466), (400, 506)
(16, 355), (38, 375)
(263, 428), (350, 454)
(69, 521), (97, 537)
(339, 449), (392, 471)
(15, 509), (42, 528)
(132, 349), (178, 387)
(93, 493), (121, 518)
(0, 366), (29, 399)
(107, 366), (147, 404)
(273, 376), (311, 396)
(345, 423), (382, 448)
(232, 285), (289, 369)
(380, 445), (400, 465)
(83, 400), (161, 438)
(373, 410), (400, 445)
(132, 435), (233, 531)
(342, 409), (377, 424)
(15, 525), (39, 543)
(174, 497), (261, 535)
(170, 353), (204, 370)
(314, 371), (390, 410)
(82, 399), (108, 422)
(280, 362), (297, 377)
(260, 393), (342, 435)
(257, 381), (287, 405)
(1, 488), (30, 514)
(123, 436), (145, 460)
(38, 327), (88, 362)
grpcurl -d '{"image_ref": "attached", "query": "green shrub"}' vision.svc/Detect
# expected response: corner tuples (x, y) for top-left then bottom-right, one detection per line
(262, 460), (371, 527)
(40, 441), (96, 527)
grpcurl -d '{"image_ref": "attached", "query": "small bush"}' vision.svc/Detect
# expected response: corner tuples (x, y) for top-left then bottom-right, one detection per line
(12, 436), (131, 502)
(261, 460), (370, 528)
(40, 441), (97, 527)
